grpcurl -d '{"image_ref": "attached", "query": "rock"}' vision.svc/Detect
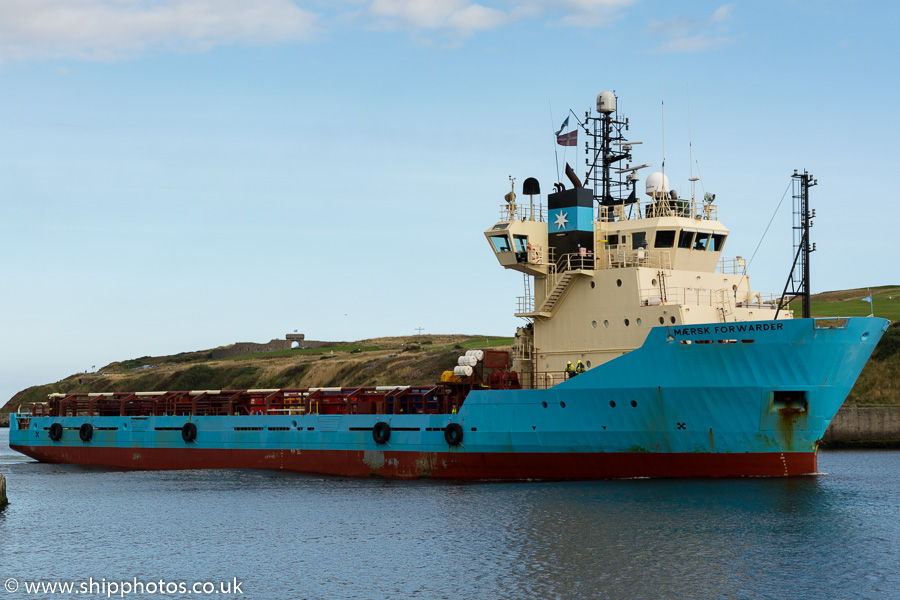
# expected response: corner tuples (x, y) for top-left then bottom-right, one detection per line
(0, 471), (7, 509)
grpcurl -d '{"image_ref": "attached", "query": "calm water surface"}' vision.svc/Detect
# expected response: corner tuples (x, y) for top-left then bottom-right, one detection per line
(1, 428), (898, 600)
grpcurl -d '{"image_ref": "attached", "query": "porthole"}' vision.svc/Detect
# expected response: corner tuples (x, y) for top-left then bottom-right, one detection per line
(541, 401), (548, 408)
(624, 319), (630, 326)
(637, 318), (642, 326)
(652, 278), (657, 286)
(732, 285), (737, 291)
(616, 279), (623, 287)
(670, 316), (676, 324)
(630, 400), (637, 408)
(604, 320), (610, 328)
(592, 320), (597, 328)
(586, 361), (592, 368)
(591, 281), (596, 289)
(659, 317), (665, 324)
(560, 401), (566, 408)
(609, 401), (616, 408)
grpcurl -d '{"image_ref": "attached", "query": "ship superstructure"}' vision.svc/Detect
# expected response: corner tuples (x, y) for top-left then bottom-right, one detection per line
(486, 91), (779, 387)
(9, 91), (888, 479)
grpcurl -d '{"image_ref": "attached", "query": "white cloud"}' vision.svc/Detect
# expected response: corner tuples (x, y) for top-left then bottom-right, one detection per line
(0, 0), (646, 61)
(364, 0), (635, 37)
(367, 0), (509, 36)
(548, 0), (638, 28)
(0, 0), (318, 62)
(648, 4), (735, 53)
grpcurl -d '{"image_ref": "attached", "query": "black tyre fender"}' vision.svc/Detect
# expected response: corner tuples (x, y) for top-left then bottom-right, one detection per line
(49, 422), (63, 441)
(79, 423), (93, 442)
(444, 423), (464, 446)
(372, 421), (391, 444)
(181, 422), (197, 443)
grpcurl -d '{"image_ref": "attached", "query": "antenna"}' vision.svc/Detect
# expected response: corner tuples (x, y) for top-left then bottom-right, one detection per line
(687, 84), (696, 202)
(505, 175), (517, 220)
(659, 48), (666, 180)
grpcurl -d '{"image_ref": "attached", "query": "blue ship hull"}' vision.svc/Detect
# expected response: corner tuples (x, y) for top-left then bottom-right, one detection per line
(10, 317), (888, 479)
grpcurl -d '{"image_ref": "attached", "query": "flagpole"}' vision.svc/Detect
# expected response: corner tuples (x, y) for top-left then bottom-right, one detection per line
(869, 287), (875, 317)
(549, 100), (560, 184)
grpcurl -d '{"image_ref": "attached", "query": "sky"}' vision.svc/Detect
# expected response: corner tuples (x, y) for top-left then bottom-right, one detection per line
(1, 0), (898, 403)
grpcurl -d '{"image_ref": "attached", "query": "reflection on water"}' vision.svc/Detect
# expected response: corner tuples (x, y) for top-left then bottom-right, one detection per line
(1, 429), (898, 600)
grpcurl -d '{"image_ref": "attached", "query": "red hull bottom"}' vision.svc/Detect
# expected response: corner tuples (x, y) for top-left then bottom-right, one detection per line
(11, 444), (818, 479)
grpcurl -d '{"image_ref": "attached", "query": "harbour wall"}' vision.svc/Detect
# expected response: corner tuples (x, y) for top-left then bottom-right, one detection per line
(822, 406), (900, 448)
(0, 471), (6, 509)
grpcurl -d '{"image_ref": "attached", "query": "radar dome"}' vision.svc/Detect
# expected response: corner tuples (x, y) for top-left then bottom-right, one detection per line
(645, 172), (670, 197)
(596, 91), (616, 114)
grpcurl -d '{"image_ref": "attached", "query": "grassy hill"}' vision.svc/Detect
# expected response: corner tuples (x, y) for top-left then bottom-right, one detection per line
(4, 285), (899, 412)
(791, 286), (900, 322)
(3, 335), (515, 411)
(802, 287), (900, 406)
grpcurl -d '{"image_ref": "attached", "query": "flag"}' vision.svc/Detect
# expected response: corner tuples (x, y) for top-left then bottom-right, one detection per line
(862, 295), (872, 303)
(555, 116), (569, 135)
(556, 130), (577, 146)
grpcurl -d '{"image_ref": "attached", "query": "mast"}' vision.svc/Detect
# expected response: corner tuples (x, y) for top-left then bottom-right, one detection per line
(583, 92), (646, 219)
(776, 169), (817, 318)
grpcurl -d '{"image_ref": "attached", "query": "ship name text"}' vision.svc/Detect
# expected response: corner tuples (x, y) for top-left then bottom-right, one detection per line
(671, 323), (785, 337)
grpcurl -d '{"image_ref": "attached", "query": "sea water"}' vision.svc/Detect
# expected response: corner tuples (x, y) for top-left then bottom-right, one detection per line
(1, 428), (898, 600)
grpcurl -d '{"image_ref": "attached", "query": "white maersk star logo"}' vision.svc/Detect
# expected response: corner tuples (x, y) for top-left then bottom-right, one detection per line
(554, 211), (569, 230)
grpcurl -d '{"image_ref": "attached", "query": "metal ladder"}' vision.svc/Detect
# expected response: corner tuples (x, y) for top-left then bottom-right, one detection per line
(657, 270), (668, 303)
(716, 289), (734, 323)
(538, 272), (575, 314)
(522, 274), (534, 314)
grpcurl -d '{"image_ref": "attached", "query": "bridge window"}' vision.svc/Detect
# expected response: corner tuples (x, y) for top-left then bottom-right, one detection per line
(513, 235), (529, 263)
(490, 235), (511, 253)
(678, 230), (694, 249)
(632, 232), (647, 249)
(655, 230), (676, 248)
(711, 233), (727, 252)
(693, 233), (710, 251)
(606, 234), (619, 248)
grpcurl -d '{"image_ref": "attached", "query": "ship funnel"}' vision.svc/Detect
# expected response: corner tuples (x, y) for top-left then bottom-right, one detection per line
(564, 163), (583, 189)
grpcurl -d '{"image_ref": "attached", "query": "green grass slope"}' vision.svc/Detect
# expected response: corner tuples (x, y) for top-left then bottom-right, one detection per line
(795, 286), (900, 405)
(792, 286), (900, 322)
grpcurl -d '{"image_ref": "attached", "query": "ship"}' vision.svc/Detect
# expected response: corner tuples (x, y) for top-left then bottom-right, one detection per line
(10, 91), (889, 478)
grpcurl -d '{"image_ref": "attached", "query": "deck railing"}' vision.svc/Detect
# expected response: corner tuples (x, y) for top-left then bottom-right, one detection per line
(640, 287), (779, 309)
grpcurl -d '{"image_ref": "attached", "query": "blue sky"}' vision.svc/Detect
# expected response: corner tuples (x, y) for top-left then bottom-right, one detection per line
(1, 0), (897, 403)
